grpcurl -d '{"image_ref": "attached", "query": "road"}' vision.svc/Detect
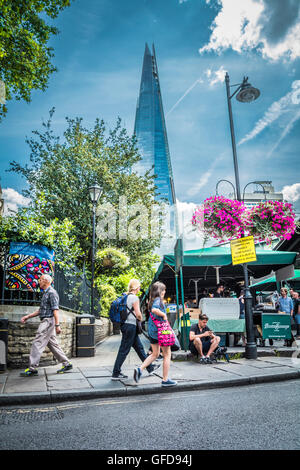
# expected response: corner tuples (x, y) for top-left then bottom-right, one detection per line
(1, 380), (299, 451)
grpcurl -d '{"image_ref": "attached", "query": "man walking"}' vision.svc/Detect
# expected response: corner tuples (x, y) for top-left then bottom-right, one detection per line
(20, 274), (72, 376)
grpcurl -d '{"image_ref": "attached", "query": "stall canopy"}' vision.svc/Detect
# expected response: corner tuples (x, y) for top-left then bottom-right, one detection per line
(251, 269), (300, 289)
(151, 245), (298, 300)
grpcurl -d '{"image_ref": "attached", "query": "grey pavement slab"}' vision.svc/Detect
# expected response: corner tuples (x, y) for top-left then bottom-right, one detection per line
(86, 376), (127, 391)
(78, 367), (112, 378)
(47, 378), (92, 391)
(46, 372), (84, 381)
(4, 375), (47, 394)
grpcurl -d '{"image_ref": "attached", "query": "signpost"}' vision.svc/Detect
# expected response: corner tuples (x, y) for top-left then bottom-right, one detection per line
(230, 235), (257, 359)
(174, 238), (190, 351)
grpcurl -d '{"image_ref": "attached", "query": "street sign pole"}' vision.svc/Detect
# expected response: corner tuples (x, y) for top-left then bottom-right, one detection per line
(230, 236), (257, 359)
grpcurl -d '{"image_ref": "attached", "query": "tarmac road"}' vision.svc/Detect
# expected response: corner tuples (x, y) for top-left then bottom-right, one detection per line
(1, 379), (299, 451)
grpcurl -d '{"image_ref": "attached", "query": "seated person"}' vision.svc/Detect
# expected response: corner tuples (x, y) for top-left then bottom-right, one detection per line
(189, 312), (220, 364)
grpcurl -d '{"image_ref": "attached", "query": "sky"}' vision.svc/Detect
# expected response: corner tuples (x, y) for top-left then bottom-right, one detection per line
(1, 0), (300, 241)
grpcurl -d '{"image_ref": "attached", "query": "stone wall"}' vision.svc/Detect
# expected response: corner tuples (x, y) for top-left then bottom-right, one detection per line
(0, 305), (112, 369)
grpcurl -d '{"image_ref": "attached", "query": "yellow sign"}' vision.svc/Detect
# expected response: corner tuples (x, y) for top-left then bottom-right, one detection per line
(230, 236), (257, 265)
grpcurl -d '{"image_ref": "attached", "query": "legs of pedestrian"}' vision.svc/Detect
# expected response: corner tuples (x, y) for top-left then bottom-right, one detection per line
(112, 324), (136, 379)
(131, 334), (157, 374)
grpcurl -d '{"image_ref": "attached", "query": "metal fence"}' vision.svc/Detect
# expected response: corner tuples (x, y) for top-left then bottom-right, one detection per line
(0, 245), (101, 316)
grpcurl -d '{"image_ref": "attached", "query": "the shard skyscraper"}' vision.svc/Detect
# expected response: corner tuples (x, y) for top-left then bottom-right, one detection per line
(134, 44), (176, 207)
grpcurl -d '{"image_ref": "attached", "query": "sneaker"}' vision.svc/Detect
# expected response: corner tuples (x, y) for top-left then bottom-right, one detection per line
(133, 367), (142, 383)
(147, 363), (161, 375)
(57, 363), (73, 374)
(111, 372), (128, 381)
(199, 357), (206, 364)
(204, 357), (213, 364)
(161, 379), (177, 387)
(20, 368), (38, 377)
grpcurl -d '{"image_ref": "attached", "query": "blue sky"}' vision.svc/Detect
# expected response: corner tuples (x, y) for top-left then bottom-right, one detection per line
(1, 0), (300, 221)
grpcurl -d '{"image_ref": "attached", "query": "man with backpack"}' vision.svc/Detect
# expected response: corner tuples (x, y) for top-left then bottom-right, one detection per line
(111, 279), (160, 380)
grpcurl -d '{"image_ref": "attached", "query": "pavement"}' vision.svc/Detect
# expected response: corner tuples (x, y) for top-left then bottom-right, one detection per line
(1, 334), (300, 406)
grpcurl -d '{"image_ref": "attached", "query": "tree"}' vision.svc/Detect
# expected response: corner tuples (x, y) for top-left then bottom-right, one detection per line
(9, 109), (163, 268)
(0, 0), (72, 119)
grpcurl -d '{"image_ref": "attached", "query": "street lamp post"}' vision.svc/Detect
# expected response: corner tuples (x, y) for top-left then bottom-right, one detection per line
(89, 183), (103, 318)
(225, 72), (260, 360)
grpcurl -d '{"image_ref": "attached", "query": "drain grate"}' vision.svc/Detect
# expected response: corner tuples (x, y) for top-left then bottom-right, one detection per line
(0, 407), (64, 425)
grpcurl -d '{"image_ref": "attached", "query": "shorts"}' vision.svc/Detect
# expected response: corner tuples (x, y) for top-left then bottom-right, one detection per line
(149, 336), (159, 344)
(189, 339), (212, 356)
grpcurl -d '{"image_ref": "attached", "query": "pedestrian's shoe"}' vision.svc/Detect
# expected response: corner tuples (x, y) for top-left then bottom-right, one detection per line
(57, 363), (73, 374)
(20, 368), (38, 377)
(133, 367), (142, 383)
(199, 357), (206, 364)
(111, 372), (128, 381)
(147, 363), (161, 375)
(204, 357), (213, 364)
(161, 379), (177, 387)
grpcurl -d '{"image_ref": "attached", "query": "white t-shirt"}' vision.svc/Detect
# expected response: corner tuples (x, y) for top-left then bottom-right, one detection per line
(125, 293), (139, 325)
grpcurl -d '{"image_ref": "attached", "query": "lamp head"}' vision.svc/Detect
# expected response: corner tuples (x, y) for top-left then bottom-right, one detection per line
(89, 183), (103, 203)
(236, 77), (260, 103)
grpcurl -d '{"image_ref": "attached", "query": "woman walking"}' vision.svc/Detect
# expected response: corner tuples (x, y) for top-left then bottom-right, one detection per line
(111, 279), (159, 380)
(134, 281), (177, 387)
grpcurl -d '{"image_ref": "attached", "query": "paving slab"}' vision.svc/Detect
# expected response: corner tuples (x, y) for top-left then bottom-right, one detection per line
(47, 379), (92, 391)
(86, 376), (127, 391)
(78, 367), (112, 378)
(46, 372), (84, 381)
(4, 376), (47, 394)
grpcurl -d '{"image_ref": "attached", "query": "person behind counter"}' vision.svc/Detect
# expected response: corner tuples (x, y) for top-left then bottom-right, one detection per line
(213, 283), (224, 298)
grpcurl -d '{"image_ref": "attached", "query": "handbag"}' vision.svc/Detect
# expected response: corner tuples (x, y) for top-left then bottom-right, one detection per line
(171, 334), (181, 351)
(150, 313), (176, 347)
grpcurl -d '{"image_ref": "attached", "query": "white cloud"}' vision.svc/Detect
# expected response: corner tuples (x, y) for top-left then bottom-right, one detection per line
(281, 183), (300, 203)
(205, 66), (226, 86)
(239, 80), (300, 150)
(2, 188), (30, 215)
(201, 0), (300, 61)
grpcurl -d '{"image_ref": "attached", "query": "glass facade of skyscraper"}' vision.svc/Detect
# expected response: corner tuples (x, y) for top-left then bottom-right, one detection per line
(134, 44), (176, 206)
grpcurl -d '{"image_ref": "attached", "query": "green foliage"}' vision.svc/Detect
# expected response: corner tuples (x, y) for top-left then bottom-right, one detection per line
(94, 281), (116, 318)
(95, 247), (130, 271)
(0, 0), (72, 119)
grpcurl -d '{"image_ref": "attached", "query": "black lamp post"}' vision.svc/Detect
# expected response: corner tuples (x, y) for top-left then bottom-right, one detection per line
(225, 72), (260, 360)
(89, 183), (103, 317)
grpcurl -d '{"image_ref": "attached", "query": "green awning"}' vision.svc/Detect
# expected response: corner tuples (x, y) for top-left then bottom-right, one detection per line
(251, 269), (300, 288)
(162, 245), (297, 269)
(150, 245), (298, 296)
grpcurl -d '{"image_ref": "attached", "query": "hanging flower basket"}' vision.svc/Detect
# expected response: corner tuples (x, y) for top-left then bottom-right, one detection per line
(246, 200), (298, 244)
(192, 196), (247, 243)
(96, 248), (130, 270)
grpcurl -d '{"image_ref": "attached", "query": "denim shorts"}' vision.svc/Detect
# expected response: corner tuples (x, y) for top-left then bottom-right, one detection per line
(189, 339), (212, 356)
(149, 336), (159, 344)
